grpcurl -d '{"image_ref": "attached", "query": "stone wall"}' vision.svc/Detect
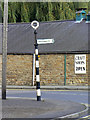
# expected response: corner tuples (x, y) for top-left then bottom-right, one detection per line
(66, 55), (88, 85)
(88, 54), (90, 86)
(7, 55), (33, 86)
(39, 54), (64, 85)
(0, 54), (89, 86)
(0, 55), (2, 85)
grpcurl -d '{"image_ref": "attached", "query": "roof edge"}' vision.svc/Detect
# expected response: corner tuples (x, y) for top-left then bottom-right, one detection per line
(0, 51), (89, 55)
(6, 19), (75, 25)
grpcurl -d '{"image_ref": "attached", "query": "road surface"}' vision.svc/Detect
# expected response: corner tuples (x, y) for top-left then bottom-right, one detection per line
(0, 89), (90, 119)
(5, 89), (89, 104)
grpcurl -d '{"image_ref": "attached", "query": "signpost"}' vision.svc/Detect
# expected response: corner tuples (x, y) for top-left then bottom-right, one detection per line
(31, 20), (55, 101)
(31, 20), (41, 101)
(75, 54), (86, 74)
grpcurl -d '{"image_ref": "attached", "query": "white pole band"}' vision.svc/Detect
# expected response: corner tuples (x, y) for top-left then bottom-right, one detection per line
(36, 61), (39, 68)
(36, 75), (40, 82)
(37, 89), (41, 96)
(35, 49), (38, 55)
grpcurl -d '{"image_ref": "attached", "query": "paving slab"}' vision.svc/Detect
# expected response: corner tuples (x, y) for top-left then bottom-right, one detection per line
(1, 98), (86, 119)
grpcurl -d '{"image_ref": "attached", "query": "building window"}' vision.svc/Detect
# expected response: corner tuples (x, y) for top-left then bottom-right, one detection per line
(82, 13), (85, 16)
(77, 13), (80, 16)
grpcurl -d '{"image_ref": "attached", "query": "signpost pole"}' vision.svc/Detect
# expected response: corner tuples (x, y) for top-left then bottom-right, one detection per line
(34, 30), (41, 101)
(31, 20), (41, 101)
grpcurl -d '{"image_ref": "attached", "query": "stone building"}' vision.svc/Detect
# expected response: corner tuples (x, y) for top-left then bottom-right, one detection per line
(0, 10), (89, 86)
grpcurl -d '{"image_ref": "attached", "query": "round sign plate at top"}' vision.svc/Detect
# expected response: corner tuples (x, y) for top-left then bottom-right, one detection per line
(31, 20), (39, 30)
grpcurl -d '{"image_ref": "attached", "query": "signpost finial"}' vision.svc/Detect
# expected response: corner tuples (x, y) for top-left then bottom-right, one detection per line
(31, 20), (39, 30)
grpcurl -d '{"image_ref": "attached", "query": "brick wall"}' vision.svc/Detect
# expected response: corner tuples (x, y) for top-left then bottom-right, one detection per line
(0, 54), (89, 86)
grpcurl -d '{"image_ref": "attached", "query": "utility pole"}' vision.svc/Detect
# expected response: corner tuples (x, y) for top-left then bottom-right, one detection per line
(2, 0), (8, 99)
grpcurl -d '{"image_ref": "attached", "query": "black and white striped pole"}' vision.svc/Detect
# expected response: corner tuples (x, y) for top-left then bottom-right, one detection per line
(31, 21), (41, 101)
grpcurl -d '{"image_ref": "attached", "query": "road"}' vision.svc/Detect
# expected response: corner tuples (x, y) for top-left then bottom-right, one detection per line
(0, 89), (90, 119)
(5, 89), (89, 104)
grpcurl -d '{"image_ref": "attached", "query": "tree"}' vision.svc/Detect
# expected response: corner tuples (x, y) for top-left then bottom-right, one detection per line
(1, 2), (89, 23)
(48, 2), (55, 21)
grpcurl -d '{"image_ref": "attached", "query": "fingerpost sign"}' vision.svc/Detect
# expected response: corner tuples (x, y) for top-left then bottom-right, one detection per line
(37, 39), (54, 44)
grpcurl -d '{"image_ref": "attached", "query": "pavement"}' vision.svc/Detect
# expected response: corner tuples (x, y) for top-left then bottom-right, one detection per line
(0, 85), (89, 119)
(0, 97), (88, 120)
(0, 85), (89, 90)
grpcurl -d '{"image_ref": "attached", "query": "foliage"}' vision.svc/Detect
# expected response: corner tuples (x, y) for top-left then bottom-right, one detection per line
(1, 2), (89, 23)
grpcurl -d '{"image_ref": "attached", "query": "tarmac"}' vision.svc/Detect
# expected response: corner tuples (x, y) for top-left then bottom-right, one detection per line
(0, 85), (89, 120)
(1, 97), (88, 120)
